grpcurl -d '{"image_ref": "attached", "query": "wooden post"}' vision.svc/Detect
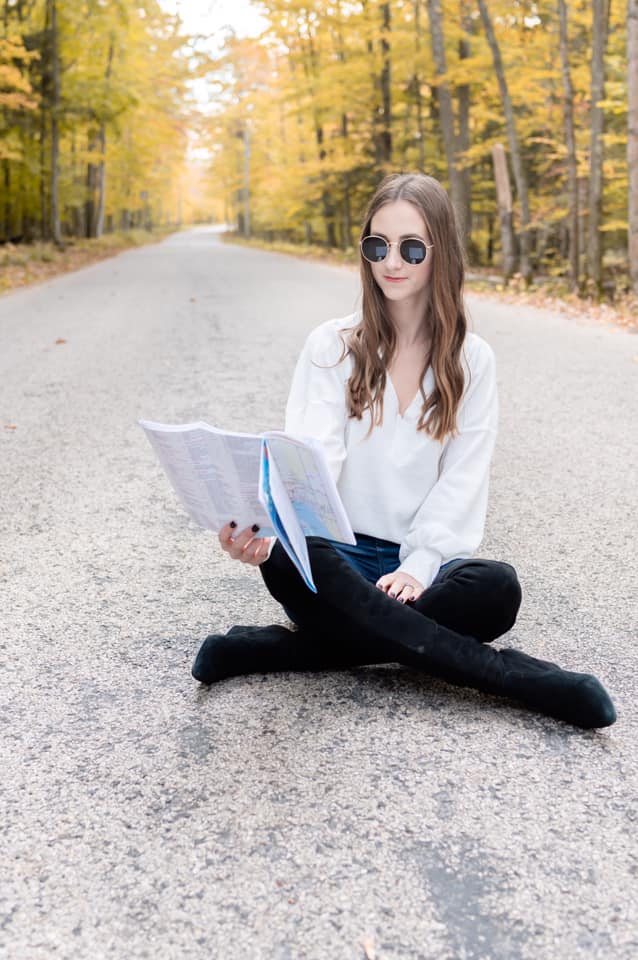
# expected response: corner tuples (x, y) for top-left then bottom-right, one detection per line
(492, 143), (516, 280)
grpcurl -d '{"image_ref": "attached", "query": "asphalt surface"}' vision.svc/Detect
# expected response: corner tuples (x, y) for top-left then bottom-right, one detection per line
(1, 227), (637, 959)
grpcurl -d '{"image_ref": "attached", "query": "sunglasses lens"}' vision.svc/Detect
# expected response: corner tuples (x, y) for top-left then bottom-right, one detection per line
(361, 236), (389, 262)
(400, 239), (427, 264)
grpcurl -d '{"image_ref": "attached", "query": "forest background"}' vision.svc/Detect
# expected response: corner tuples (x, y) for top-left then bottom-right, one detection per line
(1, 0), (637, 303)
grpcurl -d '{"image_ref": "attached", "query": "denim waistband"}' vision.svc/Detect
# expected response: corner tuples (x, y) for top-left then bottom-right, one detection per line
(347, 531), (401, 550)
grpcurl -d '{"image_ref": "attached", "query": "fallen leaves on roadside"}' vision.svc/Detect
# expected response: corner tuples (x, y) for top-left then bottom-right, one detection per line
(55, 338), (67, 344)
(3, 424), (17, 430)
(0, 230), (176, 297)
(469, 283), (638, 334)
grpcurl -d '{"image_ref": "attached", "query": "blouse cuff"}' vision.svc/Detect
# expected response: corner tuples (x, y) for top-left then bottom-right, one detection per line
(396, 546), (442, 591)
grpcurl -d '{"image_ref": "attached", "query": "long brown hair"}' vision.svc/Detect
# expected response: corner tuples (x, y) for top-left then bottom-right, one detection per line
(336, 173), (467, 442)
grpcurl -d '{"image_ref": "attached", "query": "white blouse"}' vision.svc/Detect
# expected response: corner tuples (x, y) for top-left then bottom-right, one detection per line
(281, 312), (498, 590)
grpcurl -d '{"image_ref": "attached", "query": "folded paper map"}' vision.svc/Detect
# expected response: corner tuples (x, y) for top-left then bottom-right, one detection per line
(139, 420), (356, 592)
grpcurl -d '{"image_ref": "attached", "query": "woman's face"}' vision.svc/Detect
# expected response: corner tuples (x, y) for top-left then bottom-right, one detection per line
(367, 199), (433, 304)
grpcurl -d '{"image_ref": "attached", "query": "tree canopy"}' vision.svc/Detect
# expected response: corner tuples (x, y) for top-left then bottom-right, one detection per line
(1, 0), (195, 242)
(206, 0), (633, 293)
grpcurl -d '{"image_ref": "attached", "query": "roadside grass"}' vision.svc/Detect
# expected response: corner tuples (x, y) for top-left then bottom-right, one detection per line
(0, 227), (178, 294)
(222, 231), (638, 333)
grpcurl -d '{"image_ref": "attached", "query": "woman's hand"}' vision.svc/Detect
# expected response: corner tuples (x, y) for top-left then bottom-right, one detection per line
(376, 571), (425, 603)
(218, 521), (273, 566)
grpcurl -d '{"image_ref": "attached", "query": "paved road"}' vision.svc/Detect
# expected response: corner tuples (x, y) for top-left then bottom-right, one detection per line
(1, 227), (636, 959)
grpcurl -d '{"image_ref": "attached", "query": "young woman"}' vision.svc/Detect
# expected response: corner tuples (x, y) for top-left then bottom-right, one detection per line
(192, 173), (616, 730)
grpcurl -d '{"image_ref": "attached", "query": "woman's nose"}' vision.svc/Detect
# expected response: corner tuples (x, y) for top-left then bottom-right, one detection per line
(386, 243), (403, 269)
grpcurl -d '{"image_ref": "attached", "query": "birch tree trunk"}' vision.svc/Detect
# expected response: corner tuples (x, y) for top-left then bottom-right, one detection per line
(586, 0), (609, 294)
(477, 0), (532, 284)
(558, 0), (579, 291)
(628, 0), (638, 293)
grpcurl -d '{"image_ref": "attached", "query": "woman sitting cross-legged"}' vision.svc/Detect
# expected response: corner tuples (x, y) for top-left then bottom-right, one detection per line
(192, 172), (616, 731)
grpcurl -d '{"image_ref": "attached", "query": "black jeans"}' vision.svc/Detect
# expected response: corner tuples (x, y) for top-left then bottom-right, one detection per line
(194, 535), (615, 726)
(260, 537), (522, 665)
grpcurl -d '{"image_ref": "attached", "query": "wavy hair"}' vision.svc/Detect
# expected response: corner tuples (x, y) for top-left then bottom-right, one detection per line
(335, 173), (467, 442)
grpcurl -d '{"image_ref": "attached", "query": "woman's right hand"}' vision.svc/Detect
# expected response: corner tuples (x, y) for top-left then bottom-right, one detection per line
(218, 521), (273, 566)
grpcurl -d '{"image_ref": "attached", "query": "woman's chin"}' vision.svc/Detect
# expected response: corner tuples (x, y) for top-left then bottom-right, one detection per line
(382, 284), (414, 300)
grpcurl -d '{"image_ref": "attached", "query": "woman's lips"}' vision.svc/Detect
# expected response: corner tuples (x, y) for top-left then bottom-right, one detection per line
(384, 276), (407, 282)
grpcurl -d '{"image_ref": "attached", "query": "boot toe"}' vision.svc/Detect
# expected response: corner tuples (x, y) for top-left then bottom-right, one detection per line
(191, 634), (227, 684)
(575, 675), (617, 729)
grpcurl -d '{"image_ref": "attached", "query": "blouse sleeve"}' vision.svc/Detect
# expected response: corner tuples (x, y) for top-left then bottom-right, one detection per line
(284, 322), (349, 485)
(396, 339), (499, 590)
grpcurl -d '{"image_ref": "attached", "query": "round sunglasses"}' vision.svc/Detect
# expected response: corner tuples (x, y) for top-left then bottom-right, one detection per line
(360, 235), (434, 266)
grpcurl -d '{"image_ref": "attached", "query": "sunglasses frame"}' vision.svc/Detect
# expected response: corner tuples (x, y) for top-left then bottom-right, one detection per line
(359, 234), (434, 266)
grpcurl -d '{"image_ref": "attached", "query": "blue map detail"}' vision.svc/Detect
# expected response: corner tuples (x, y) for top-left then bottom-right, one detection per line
(261, 442), (317, 593)
(292, 502), (332, 539)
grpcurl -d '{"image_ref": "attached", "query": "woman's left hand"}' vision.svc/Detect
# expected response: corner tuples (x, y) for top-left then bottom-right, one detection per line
(376, 572), (425, 604)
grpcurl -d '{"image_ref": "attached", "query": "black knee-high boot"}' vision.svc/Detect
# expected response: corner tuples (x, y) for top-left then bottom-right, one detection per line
(259, 538), (616, 729)
(191, 622), (386, 685)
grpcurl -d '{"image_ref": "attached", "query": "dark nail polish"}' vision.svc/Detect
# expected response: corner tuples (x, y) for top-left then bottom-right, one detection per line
(230, 521), (237, 529)
(251, 524), (260, 533)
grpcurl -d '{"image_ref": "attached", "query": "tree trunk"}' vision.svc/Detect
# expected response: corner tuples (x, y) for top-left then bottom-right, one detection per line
(334, 14), (353, 249)
(378, 3), (392, 166)
(361, 0), (382, 167)
(94, 36), (114, 239)
(315, 121), (337, 246)
(2, 163), (9, 242)
(477, 0), (532, 284)
(457, 5), (473, 250)
(412, 0), (425, 171)
(2, 0), (10, 239)
(558, 0), (579, 292)
(343, 169), (352, 249)
(86, 133), (98, 237)
(49, 0), (62, 246)
(304, 23), (336, 246)
(492, 143), (516, 279)
(586, 0), (609, 294)
(341, 112), (352, 248)
(628, 0), (638, 293)
(426, 0), (467, 245)
(40, 0), (50, 240)
(242, 123), (251, 237)
(94, 126), (107, 237)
